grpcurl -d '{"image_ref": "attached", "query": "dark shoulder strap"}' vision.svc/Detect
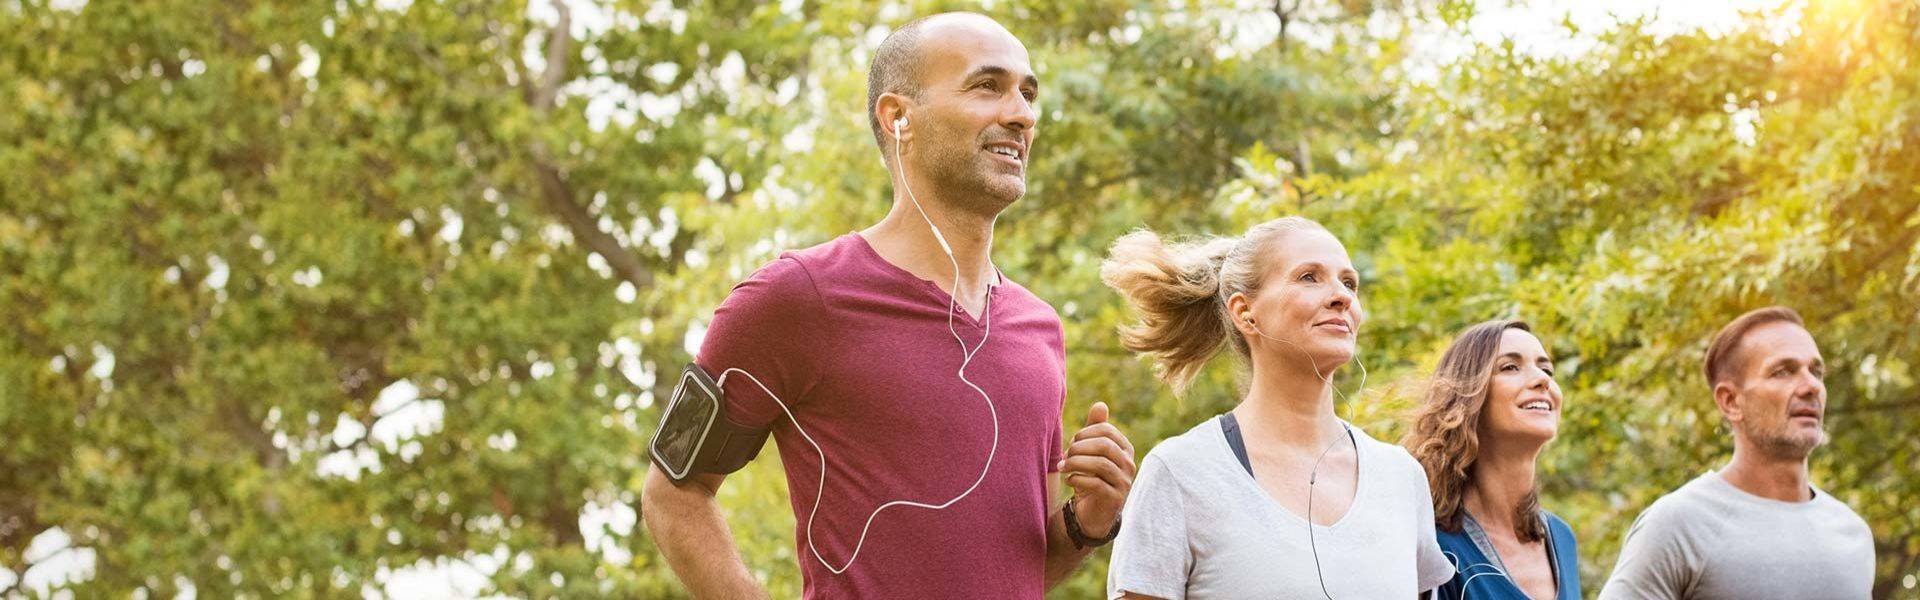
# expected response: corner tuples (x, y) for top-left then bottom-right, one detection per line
(1218, 413), (1254, 478)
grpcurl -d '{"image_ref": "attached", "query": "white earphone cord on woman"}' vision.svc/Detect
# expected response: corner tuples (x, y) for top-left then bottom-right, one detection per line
(1246, 318), (1368, 600)
(1444, 549), (1518, 600)
(712, 117), (1000, 575)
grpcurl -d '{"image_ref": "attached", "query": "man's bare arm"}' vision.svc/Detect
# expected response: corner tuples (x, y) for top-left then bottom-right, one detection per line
(641, 466), (768, 599)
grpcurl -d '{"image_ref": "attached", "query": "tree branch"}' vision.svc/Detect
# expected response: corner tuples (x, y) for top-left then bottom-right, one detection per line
(519, 3), (656, 290)
(1828, 395), (1920, 416)
(530, 2), (570, 114)
(530, 157), (655, 289)
(1274, 0), (1304, 54)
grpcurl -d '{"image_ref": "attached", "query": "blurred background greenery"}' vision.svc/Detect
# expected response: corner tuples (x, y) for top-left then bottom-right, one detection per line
(2, 0), (1915, 597)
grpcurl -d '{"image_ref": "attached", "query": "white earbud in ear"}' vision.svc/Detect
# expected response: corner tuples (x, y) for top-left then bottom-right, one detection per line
(894, 115), (908, 132)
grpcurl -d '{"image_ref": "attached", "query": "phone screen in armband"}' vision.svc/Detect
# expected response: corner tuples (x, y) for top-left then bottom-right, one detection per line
(650, 365), (721, 481)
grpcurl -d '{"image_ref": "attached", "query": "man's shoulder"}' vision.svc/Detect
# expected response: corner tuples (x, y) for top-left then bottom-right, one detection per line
(1623, 472), (1737, 544)
(1639, 474), (1718, 519)
(757, 234), (859, 280)
(1810, 487), (1876, 536)
(733, 234), (866, 296)
(778, 232), (862, 264)
(709, 239), (854, 333)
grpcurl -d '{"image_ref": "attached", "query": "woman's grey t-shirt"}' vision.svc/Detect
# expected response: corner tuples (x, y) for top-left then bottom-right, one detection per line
(1598, 470), (1875, 600)
(1107, 417), (1455, 599)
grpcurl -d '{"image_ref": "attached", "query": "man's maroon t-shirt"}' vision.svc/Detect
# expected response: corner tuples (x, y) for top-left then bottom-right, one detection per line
(695, 233), (1067, 598)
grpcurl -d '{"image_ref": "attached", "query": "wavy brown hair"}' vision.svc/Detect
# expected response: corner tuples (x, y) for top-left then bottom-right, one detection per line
(1403, 319), (1547, 542)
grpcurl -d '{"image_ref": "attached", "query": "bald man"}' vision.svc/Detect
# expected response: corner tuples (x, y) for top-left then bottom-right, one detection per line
(641, 13), (1134, 598)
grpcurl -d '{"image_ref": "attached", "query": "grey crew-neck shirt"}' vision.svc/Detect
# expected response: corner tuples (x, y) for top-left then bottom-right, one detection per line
(1107, 417), (1454, 599)
(1599, 469), (1875, 599)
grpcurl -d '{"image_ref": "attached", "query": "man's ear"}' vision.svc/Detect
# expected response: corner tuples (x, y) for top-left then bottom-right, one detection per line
(876, 93), (913, 142)
(1714, 380), (1743, 424)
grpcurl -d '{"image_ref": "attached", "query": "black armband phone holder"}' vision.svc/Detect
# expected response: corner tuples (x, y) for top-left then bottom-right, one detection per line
(648, 363), (769, 484)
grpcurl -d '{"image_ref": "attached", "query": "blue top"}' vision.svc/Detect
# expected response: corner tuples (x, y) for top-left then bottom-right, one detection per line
(1433, 511), (1581, 600)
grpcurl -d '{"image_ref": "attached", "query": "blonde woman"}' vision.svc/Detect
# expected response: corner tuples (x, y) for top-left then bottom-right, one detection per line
(1102, 217), (1453, 599)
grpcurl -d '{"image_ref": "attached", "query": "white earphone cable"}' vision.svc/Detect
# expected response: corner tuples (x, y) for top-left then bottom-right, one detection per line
(711, 116), (999, 574)
(1245, 314), (1367, 600)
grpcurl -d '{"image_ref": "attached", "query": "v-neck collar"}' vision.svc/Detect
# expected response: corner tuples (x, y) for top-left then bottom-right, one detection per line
(1461, 511), (1565, 599)
(1212, 414), (1368, 531)
(846, 232), (1004, 326)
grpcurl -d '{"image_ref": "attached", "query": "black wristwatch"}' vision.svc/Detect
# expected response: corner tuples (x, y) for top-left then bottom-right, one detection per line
(1062, 496), (1121, 549)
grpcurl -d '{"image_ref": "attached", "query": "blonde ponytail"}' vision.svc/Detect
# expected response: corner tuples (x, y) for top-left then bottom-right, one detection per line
(1100, 217), (1327, 394)
(1101, 231), (1236, 393)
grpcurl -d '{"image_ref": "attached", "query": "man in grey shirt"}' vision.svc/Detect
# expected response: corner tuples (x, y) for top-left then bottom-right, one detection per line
(1599, 307), (1875, 599)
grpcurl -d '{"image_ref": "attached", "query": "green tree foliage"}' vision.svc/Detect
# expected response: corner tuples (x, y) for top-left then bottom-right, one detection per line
(1, 0), (1913, 597)
(1304, 1), (1920, 594)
